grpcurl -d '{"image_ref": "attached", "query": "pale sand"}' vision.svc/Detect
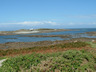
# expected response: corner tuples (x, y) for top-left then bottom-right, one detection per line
(15, 31), (39, 34)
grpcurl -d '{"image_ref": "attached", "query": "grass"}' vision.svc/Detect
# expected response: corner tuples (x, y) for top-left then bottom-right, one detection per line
(0, 57), (6, 60)
(87, 42), (96, 48)
(0, 42), (89, 56)
(0, 50), (96, 72)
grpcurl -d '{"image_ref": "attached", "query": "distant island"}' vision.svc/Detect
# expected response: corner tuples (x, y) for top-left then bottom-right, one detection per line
(0, 28), (71, 35)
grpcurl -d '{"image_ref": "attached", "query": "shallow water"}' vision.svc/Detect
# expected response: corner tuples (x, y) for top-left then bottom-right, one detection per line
(0, 28), (96, 43)
(0, 35), (65, 43)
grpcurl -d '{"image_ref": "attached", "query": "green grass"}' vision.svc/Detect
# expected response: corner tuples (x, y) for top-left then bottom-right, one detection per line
(87, 42), (96, 48)
(0, 57), (6, 60)
(0, 50), (96, 72)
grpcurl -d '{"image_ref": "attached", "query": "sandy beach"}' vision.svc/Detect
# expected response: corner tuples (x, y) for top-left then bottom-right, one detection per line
(14, 31), (39, 34)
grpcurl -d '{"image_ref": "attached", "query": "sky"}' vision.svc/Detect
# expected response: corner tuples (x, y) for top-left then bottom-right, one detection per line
(0, 0), (96, 31)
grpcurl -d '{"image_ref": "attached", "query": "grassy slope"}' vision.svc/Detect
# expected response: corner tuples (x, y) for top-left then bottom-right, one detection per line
(0, 41), (96, 72)
(0, 50), (96, 72)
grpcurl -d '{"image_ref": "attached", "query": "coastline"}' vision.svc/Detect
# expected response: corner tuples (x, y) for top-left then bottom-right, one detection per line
(0, 29), (96, 50)
(0, 29), (71, 36)
(0, 37), (96, 50)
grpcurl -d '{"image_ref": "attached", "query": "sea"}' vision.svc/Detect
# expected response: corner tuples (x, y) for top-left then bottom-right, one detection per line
(0, 28), (96, 43)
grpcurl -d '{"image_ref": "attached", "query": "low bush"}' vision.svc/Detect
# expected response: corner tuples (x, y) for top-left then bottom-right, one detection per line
(0, 42), (89, 56)
(0, 50), (96, 72)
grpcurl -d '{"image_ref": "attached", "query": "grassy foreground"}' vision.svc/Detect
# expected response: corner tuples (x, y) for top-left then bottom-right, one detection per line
(0, 50), (96, 72)
(0, 41), (96, 72)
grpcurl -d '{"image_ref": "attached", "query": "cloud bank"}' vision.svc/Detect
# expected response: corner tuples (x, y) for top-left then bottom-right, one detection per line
(0, 21), (96, 29)
(0, 21), (57, 26)
(1, 21), (96, 26)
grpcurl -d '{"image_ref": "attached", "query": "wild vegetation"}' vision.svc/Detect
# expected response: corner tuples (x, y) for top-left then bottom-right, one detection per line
(0, 41), (96, 72)
(0, 50), (96, 72)
(0, 42), (88, 56)
(88, 41), (96, 48)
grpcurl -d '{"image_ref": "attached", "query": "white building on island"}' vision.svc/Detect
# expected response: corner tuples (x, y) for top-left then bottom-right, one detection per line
(29, 28), (34, 31)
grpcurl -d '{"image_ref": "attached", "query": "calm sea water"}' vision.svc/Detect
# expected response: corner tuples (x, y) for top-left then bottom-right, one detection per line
(0, 28), (96, 43)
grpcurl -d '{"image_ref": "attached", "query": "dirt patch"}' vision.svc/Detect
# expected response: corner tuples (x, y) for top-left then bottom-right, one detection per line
(81, 59), (88, 66)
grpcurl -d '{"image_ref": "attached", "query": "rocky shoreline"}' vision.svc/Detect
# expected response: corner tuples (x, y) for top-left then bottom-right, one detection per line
(85, 31), (96, 36)
(19, 35), (72, 38)
(0, 29), (96, 50)
(0, 37), (96, 50)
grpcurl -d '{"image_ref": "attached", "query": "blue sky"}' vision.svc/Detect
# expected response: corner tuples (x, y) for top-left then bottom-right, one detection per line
(0, 0), (96, 31)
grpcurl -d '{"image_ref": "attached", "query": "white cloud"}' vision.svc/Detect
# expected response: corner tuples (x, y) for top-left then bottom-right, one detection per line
(0, 21), (57, 26)
(55, 22), (96, 26)
(1, 21), (96, 27)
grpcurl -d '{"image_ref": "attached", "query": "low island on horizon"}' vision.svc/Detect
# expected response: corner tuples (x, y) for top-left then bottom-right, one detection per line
(0, 28), (71, 35)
